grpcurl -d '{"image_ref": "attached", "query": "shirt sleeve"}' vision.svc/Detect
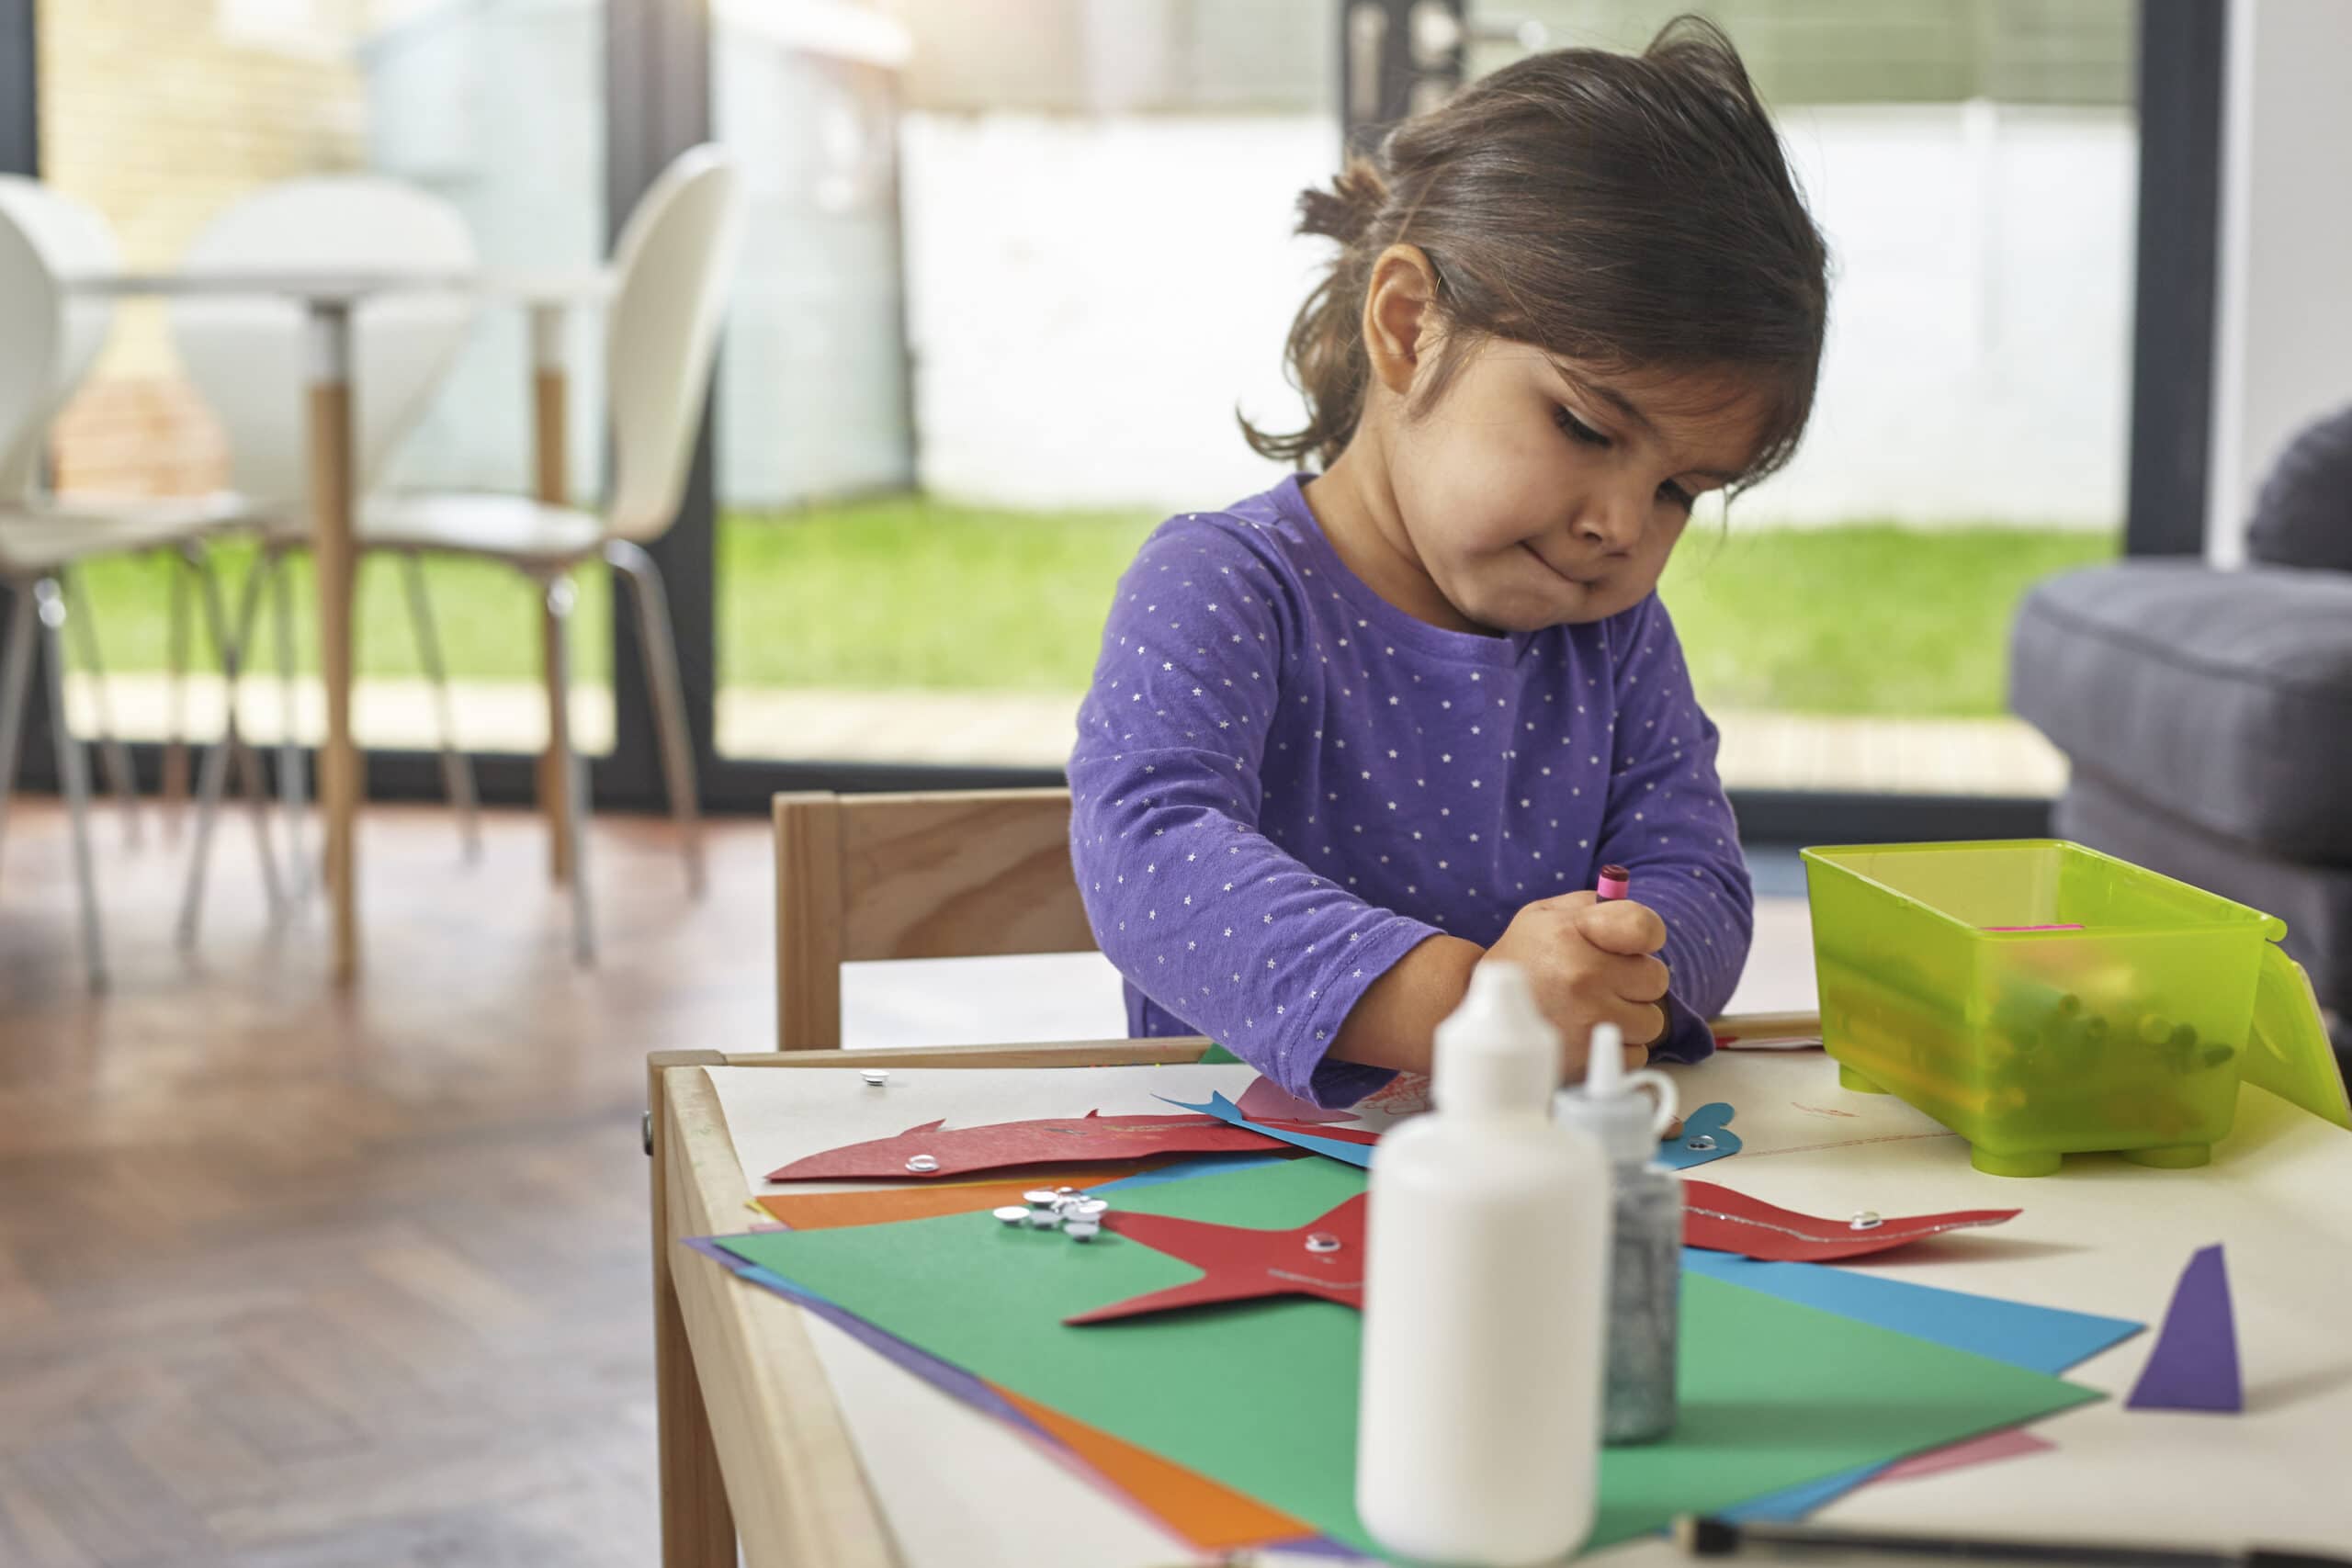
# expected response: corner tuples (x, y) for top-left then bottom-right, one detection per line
(1596, 594), (1755, 1064)
(1068, 519), (1434, 1106)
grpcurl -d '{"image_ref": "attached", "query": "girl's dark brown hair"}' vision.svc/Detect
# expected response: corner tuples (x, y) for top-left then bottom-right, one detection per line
(1245, 15), (1828, 487)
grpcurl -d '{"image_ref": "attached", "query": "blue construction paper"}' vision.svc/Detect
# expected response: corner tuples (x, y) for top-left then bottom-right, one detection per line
(1656, 1101), (1741, 1168)
(2126, 1244), (2242, 1413)
(1691, 1251), (2141, 1522)
(1683, 1251), (2142, 1375)
(1096, 1152), (1295, 1191)
(1157, 1092), (1375, 1168)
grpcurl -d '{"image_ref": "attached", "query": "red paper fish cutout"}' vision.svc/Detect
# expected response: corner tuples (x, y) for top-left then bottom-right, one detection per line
(1067, 1194), (1368, 1324)
(1682, 1179), (2019, 1262)
(766, 1111), (1337, 1183)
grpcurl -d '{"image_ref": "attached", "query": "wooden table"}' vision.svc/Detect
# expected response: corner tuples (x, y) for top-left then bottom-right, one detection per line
(649, 1039), (2352, 1566)
(65, 268), (608, 979)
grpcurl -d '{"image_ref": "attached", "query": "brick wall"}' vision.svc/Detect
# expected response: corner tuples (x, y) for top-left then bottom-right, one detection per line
(36, 0), (369, 495)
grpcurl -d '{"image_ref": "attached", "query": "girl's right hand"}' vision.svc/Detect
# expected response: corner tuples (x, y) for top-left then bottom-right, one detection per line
(1479, 891), (1670, 1082)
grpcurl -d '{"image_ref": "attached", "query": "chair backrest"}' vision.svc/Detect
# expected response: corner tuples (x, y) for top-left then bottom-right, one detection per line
(0, 208), (63, 511)
(0, 176), (118, 501)
(604, 145), (745, 543)
(170, 175), (477, 509)
(773, 788), (1098, 1050)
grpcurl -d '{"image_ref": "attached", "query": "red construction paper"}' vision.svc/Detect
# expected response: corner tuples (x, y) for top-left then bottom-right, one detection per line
(766, 1112), (1327, 1182)
(1682, 1180), (2020, 1262)
(1067, 1194), (1368, 1324)
(1235, 1077), (1362, 1125)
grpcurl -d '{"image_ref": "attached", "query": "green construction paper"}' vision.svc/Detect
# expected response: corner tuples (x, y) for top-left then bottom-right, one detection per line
(717, 1159), (2096, 1556)
(1196, 1043), (1243, 1065)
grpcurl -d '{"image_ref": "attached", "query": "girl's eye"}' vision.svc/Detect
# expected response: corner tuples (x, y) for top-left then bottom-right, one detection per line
(1657, 480), (1694, 512)
(1555, 406), (1611, 447)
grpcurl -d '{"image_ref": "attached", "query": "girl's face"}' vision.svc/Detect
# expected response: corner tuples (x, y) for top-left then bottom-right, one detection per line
(1381, 337), (1770, 635)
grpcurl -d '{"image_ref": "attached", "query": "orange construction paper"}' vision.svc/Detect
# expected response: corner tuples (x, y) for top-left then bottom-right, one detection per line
(995, 1385), (1313, 1551)
(752, 1163), (1164, 1230)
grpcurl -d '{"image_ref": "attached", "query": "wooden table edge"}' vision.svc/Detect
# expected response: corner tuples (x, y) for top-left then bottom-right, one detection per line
(653, 1058), (899, 1568)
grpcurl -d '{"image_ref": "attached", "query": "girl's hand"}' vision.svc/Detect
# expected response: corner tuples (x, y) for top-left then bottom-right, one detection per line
(1479, 891), (1671, 1082)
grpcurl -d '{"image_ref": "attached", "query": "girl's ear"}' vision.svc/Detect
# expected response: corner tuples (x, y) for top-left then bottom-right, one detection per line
(1361, 243), (1442, 396)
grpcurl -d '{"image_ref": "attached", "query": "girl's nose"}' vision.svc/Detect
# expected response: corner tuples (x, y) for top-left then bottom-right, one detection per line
(1574, 487), (1645, 553)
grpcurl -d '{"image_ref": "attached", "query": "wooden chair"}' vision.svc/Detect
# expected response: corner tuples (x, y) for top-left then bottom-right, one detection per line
(772, 786), (1824, 1055)
(773, 787), (1107, 1051)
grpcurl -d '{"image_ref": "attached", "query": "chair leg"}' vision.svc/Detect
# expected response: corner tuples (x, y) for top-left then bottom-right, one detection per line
(61, 568), (141, 851)
(398, 550), (481, 863)
(162, 547), (194, 842)
(542, 571), (594, 966)
(178, 552), (284, 950)
(269, 547), (311, 901)
(0, 580), (37, 878)
(36, 579), (107, 992)
(606, 540), (703, 897)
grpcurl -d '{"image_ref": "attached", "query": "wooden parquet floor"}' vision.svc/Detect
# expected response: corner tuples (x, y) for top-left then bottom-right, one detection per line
(0, 797), (777, 1566)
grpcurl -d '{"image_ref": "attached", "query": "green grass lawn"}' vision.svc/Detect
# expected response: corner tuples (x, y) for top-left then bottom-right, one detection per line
(68, 495), (2114, 719)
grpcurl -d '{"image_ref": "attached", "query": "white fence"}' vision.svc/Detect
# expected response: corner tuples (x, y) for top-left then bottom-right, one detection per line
(902, 102), (2135, 529)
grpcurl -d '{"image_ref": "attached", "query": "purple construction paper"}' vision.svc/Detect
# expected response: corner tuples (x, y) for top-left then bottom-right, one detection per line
(682, 1235), (1048, 1440)
(2126, 1244), (2242, 1413)
(686, 1234), (1314, 1551)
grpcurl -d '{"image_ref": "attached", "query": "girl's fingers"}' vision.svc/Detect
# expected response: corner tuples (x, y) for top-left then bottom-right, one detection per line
(1572, 897), (1668, 956)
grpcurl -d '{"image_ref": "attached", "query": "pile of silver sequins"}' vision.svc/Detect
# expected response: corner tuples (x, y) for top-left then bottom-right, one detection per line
(993, 1187), (1112, 1242)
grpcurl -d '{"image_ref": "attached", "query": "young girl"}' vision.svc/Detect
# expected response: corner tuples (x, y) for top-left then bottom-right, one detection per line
(1069, 19), (1827, 1106)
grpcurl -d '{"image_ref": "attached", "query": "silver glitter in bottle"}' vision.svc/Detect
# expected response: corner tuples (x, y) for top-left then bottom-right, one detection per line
(1600, 1164), (1682, 1445)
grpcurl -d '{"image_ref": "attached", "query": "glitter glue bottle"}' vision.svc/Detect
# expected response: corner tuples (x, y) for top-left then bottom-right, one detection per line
(1356, 962), (1610, 1566)
(1556, 1021), (1684, 1444)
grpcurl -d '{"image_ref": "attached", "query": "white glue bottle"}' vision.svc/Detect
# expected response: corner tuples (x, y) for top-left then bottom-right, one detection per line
(1356, 962), (1611, 1566)
(1555, 1022), (1685, 1444)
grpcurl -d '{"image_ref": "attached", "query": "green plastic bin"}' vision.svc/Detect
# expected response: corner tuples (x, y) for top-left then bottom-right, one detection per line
(1801, 840), (2349, 1177)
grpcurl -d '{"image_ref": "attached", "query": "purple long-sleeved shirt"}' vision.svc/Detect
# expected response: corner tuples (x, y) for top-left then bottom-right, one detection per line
(1069, 475), (1752, 1105)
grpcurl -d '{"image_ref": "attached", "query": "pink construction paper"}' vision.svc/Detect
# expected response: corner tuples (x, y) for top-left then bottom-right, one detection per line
(1872, 1427), (2054, 1485)
(2126, 1244), (2243, 1413)
(1235, 1077), (1361, 1125)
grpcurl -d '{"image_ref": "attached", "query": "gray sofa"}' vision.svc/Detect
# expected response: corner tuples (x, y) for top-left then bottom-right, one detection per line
(2011, 405), (2352, 1058)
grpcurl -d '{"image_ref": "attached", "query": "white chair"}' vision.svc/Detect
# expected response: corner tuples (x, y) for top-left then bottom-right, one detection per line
(0, 175), (205, 850)
(182, 145), (745, 964)
(0, 197), (259, 990)
(168, 175), (484, 939)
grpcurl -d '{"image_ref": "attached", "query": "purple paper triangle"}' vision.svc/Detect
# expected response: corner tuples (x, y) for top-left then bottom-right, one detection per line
(2126, 1244), (2242, 1413)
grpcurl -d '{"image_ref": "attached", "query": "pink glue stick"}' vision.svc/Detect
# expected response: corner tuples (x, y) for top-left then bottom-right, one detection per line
(1597, 864), (1632, 902)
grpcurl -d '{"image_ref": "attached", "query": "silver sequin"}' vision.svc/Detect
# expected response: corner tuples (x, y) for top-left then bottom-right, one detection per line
(1685, 1134), (1716, 1152)
(1064, 1221), (1102, 1242)
(992, 1206), (1030, 1225)
(905, 1155), (939, 1173)
(860, 1069), (890, 1087)
(1849, 1211), (1883, 1231)
(1305, 1232), (1343, 1255)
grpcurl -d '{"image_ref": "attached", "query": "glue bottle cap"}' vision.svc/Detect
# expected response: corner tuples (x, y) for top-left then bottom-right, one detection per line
(1555, 1021), (1679, 1165)
(1431, 963), (1560, 1115)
